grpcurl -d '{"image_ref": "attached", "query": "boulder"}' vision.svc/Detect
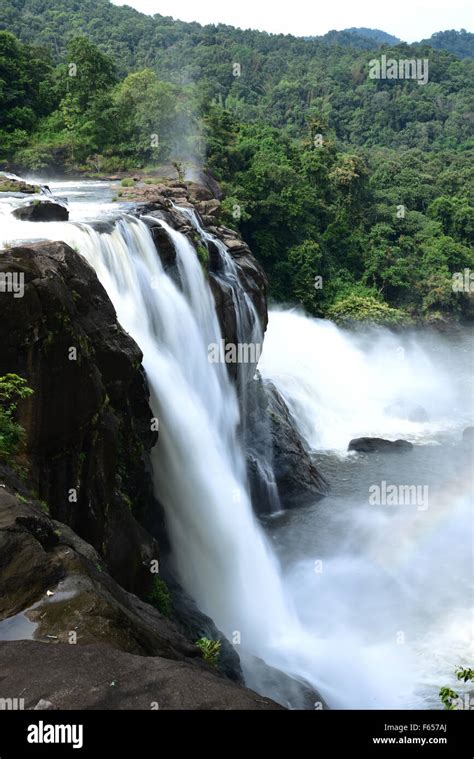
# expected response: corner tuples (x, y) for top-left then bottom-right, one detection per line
(348, 437), (414, 453)
(12, 200), (69, 222)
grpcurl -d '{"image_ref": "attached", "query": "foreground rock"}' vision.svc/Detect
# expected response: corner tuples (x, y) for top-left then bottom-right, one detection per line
(348, 437), (414, 453)
(0, 641), (282, 710)
(0, 485), (280, 708)
(12, 200), (68, 222)
(0, 241), (159, 594)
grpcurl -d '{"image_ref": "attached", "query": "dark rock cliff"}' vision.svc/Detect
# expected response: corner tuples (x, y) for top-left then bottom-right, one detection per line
(0, 241), (159, 595)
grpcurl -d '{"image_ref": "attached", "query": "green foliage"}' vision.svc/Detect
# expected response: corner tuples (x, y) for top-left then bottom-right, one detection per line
(439, 666), (474, 709)
(147, 577), (172, 617)
(195, 637), (221, 666)
(0, 7), (471, 321)
(120, 178), (134, 187)
(327, 294), (409, 325)
(0, 374), (33, 459)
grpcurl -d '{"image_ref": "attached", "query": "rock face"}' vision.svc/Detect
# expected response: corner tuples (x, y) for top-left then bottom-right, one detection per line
(129, 182), (268, 340)
(246, 377), (328, 512)
(348, 437), (414, 453)
(0, 641), (282, 710)
(264, 381), (328, 507)
(0, 486), (281, 710)
(12, 200), (69, 222)
(0, 241), (159, 595)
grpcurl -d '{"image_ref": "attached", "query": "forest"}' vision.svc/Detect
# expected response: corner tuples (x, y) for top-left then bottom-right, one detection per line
(0, 0), (472, 322)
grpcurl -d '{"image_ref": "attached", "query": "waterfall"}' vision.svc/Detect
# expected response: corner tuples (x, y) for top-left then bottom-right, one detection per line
(171, 205), (280, 513)
(0, 211), (326, 701)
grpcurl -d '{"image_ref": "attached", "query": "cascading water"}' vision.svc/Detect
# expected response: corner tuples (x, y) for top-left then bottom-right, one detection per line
(172, 204), (280, 512)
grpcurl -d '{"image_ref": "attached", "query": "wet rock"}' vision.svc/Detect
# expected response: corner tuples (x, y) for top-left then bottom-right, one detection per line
(12, 200), (69, 222)
(348, 437), (414, 453)
(248, 379), (328, 511)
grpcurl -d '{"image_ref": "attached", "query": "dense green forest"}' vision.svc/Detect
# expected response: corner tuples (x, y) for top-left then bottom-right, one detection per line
(0, 0), (472, 322)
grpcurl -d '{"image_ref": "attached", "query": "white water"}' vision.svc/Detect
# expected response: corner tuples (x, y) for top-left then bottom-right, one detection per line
(260, 308), (473, 708)
(260, 309), (467, 451)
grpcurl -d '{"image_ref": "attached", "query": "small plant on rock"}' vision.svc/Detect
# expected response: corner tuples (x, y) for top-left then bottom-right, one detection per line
(147, 577), (172, 617)
(196, 637), (221, 666)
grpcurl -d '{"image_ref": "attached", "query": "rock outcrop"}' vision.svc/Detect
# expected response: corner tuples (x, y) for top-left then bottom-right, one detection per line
(0, 241), (159, 595)
(0, 485), (281, 710)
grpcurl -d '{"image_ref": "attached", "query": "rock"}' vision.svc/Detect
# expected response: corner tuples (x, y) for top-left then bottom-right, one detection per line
(162, 575), (243, 683)
(0, 641), (283, 710)
(0, 241), (159, 594)
(247, 379), (328, 511)
(0, 176), (39, 194)
(384, 401), (429, 422)
(348, 437), (414, 453)
(34, 700), (57, 710)
(196, 199), (221, 219)
(0, 487), (281, 709)
(12, 200), (69, 222)
(241, 653), (329, 710)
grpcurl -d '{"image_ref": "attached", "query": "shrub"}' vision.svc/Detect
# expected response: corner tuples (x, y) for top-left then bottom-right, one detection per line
(195, 637), (221, 666)
(120, 177), (134, 187)
(327, 294), (409, 326)
(440, 667), (474, 710)
(0, 374), (33, 459)
(147, 577), (172, 617)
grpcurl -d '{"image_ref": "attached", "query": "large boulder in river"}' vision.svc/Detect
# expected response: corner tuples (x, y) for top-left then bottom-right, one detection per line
(348, 437), (414, 453)
(12, 200), (68, 221)
(0, 241), (159, 594)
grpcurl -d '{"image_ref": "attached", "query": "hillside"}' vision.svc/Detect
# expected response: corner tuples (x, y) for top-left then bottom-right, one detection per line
(0, 0), (472, 322)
